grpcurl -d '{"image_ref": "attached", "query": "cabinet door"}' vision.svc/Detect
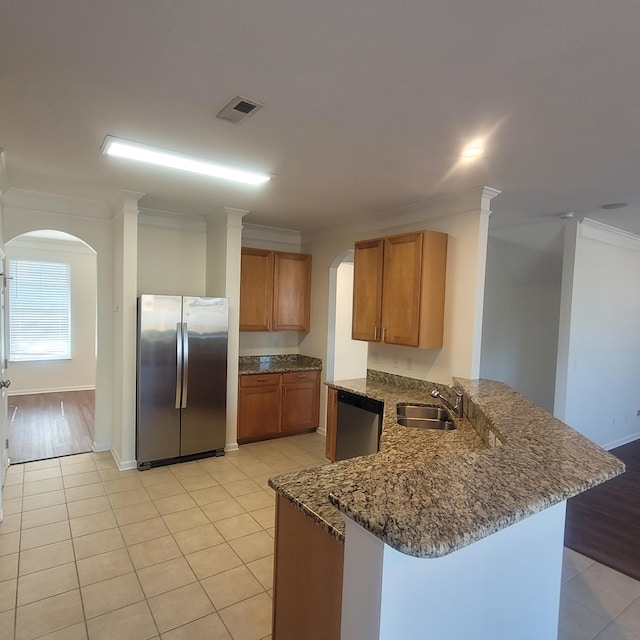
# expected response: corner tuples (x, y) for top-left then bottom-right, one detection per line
(273, 494), (343, 640)
(415, 230), (448, 349)
(281, 370), (320, 433)
(273, 253), (312, 331)
(380, 233), (424, 347)
(238, 374), (281, 443)
(240, 249), (274, 331)
(325, 386), (338, 462)
(352, 239), (384, 341)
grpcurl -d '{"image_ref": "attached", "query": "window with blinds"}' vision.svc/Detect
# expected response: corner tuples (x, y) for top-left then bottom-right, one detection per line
(8, 260), (71, 362)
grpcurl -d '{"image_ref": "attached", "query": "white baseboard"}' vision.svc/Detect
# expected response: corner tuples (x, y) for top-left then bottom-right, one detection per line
(225, 442), (239, 453)
(110, 447), (137, 471)
(8, 386), (96, 396)
(604, 431), (640, 451)
(93, 440), (111, 453)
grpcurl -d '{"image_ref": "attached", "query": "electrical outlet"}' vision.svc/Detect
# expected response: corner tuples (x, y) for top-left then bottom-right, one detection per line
(406, 358), (413, 370)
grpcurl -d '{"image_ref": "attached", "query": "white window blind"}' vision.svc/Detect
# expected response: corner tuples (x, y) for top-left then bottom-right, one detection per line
(9, 260), (71, 362)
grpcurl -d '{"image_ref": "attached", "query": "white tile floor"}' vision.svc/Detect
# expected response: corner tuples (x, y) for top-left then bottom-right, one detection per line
(0, 431), (639, 640)
(560, 548), (640, 640)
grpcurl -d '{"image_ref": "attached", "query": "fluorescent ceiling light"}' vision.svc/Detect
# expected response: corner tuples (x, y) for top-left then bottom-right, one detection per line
(101, 136), (271, 186)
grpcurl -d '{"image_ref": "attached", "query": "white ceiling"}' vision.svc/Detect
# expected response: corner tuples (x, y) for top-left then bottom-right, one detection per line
(1, 0), (639, 235)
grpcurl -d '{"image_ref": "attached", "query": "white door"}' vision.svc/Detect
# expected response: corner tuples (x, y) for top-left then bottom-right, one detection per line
(0, 251), (10, 520)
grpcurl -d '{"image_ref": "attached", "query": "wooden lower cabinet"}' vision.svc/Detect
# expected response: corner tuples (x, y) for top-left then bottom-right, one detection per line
(272, 494), (344, 639)
(238, 370), (320, 444)
(281, 370), (320, 432)
(238, 374), (281, 442)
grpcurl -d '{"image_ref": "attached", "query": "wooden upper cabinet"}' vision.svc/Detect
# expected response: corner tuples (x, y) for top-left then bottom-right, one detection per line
(352, 239), (384, 342)
(240, 249), (311, 332)
(273, 252), (312, 331)
(352, 230), (447, 348)
(240, 249), (274, 331)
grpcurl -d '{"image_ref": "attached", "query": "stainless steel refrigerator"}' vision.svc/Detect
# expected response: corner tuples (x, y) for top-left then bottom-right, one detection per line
(136, 294), (228, 469)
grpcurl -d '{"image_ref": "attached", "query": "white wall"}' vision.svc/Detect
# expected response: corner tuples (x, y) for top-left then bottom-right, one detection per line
(480, 219), (564, 411)
(301, 187), (498, 432)
(303, 187), (497, 383)
(556, 218), (640, 449)
(5, 236), (97, 394)
(368, 198), (492, 382)
(2, 189), (114, 452)
(137, 219), (206, 296)
(331, 261), (368, 380)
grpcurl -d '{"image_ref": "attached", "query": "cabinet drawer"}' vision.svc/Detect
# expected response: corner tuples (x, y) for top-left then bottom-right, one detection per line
(239, 373), (279, 388)
(282, 370), (319, 384)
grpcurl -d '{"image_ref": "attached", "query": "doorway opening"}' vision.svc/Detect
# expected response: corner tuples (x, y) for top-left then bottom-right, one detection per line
(5, 230), (97, 463)
(326, 250), (368, 383)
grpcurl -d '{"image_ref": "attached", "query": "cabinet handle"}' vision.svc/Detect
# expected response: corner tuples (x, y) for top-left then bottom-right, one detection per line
(374, 326), (378, 340)
(381, 327), (386, 342)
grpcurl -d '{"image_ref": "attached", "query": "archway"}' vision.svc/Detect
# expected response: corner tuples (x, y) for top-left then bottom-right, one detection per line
(326, 250), (368, 383)
(5, 230), (97, 462)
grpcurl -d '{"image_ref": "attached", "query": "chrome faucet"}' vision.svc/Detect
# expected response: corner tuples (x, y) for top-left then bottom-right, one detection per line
(430, 386), (463, 417)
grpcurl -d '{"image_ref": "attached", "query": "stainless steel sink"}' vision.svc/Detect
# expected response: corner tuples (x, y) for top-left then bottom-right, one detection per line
(397, 404), (451, 420)
(396, 416), (456, 430)
(396, 404), (456, 430)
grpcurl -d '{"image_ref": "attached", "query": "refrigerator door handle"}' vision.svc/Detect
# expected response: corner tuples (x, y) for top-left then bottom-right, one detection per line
(175, 322), (183, 409)
(181, 322), (189, 409)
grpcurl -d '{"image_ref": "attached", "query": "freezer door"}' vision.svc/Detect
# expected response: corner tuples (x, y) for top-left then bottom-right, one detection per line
(136, 295), (182, 463)
(180, 297), (228, 455)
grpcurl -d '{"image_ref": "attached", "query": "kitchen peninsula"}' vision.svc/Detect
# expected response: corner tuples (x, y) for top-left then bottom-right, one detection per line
(269, 371), (624, 640)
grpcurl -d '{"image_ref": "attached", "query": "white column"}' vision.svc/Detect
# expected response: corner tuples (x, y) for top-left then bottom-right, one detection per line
(111, 191), (143, 469)
(206, 207), (248, 451)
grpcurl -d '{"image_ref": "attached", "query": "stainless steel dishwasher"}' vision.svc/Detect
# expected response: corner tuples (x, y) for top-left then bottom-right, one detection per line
(335, 390), (384, 461)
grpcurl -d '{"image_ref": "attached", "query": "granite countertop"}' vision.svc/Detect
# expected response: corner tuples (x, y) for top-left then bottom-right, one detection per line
(268, 372), (624, 559)
(238, 354), (322, 375)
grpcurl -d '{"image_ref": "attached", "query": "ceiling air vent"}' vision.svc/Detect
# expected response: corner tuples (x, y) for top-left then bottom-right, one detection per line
(216, 96), (264, 124)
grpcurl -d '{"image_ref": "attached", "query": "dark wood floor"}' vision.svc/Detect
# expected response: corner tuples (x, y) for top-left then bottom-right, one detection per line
(8, 390), (95, 464)
(564, 438), (640, 581)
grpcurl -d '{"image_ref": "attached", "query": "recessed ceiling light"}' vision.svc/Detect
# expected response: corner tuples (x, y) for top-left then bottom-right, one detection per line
(600, 202), (628, 210)
(460, 139), (485, 161)
(101, 136), (271, 186)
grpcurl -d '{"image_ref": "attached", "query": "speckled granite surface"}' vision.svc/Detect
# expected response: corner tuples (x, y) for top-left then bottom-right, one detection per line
(269, 373), (624, 559)
(238, 354), (322, 375)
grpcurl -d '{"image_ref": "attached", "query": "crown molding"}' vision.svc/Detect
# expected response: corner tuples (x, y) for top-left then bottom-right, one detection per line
(579, 217), (640, 251)
(2, 188), (112, 219)
(242, 223), (302, 248)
